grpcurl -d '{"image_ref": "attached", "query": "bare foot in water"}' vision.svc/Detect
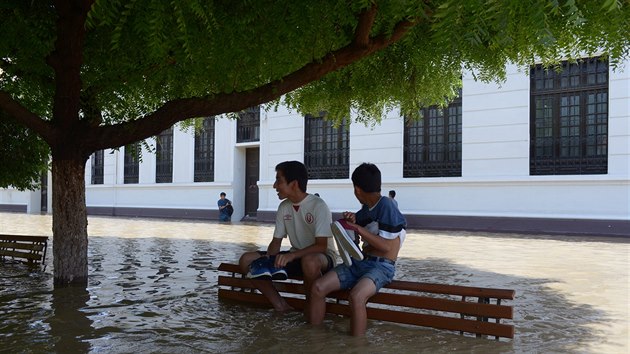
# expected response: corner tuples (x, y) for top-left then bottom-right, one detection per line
(274, 302), (294, 313)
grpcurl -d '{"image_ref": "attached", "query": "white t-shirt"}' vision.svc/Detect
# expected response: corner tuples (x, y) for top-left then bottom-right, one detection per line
(273, 194), (338, 262)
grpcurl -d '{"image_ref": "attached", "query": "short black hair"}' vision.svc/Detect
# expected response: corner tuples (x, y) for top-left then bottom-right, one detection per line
(275, 161), (308, 192)
(220, 192), (226, 197)
(351, 163), (381, 193)
(389, 190), (396, 198)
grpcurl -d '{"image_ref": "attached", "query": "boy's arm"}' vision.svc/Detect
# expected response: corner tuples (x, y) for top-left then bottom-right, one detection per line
(345, 221), (402, 260)
(266, 237), (283, 256)
(352, 224), (400, 253)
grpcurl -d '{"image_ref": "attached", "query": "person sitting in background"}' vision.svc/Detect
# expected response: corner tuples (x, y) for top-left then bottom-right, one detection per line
(217, 192), (232, 222)
(388, 190), (398, 208)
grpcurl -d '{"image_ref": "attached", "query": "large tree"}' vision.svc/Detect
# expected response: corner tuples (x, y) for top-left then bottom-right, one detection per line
(0, 1), (628, 285)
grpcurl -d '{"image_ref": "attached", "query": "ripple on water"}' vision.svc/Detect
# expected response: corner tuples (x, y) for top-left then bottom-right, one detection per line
(0, 213), (628, 353)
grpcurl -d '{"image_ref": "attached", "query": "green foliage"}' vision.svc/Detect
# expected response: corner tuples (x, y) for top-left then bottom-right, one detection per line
(287, 0), (629, 124)
(1, 0), (629, 128)
(0, 111), (49, 191)
(0, 1), (56, 119)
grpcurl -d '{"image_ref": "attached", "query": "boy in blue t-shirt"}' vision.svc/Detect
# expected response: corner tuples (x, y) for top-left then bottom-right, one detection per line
(309, 163), (407, 336)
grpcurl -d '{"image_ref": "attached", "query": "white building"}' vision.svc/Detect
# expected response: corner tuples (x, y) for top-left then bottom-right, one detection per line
(2, 58), (629, 236)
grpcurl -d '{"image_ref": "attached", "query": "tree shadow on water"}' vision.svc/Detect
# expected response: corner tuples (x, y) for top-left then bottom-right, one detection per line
(393, 256), (614, 353)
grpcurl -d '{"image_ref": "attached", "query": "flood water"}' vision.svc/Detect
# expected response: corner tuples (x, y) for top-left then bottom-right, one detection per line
(0, 212), (628, 354)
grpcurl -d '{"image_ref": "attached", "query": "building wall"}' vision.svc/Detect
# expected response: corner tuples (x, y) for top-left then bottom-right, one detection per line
(2, 62), (629, 236)
(0, 188), (29, 212)
(257, 63), (629, 224)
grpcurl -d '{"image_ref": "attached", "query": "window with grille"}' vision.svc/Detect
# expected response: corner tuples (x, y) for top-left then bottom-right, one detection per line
(304, 113), (349, 179)
(237, 106), (260, 143)
(404, 93), (462, 177)
(156, 127), (173, 183)
(530, 57), (608, 175)
(91, 149), (104, 184)
(194, 117), (215, 182)
(124, 142), (140, 184)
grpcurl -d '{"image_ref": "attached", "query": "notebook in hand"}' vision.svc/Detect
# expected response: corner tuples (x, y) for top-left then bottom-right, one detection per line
(331, 220), (363, 266)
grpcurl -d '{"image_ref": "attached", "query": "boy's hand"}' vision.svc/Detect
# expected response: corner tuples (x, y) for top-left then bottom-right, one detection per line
(342, 211), (356, 223)
(274, 253), (295, 268)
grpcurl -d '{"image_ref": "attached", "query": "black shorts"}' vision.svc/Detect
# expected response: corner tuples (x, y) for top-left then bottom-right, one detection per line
(256, 250), (334, 277)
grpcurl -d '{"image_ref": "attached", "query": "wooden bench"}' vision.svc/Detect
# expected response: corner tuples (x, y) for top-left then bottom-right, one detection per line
(0, 234), (48, 267)
(218, 262), (515, 339)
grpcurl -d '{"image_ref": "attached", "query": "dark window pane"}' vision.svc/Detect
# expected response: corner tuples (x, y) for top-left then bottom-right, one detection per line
(194, 117), (215, 182)
(237, 106), (260, 143)
(530, 57), (608, 175)
(304, 113), (349, 179)
(91, 150), (104, 184)
(156, 127), (173, 183)
(124, 142), (140, 184)
(404, 91), (462, 177)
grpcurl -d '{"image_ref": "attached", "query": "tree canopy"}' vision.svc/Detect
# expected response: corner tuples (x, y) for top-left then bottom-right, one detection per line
(3, 1), (627, 140)
(0, 0), (628, 285)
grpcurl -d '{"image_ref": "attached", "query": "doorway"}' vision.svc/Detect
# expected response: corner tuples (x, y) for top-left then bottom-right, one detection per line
(244, 148), (259, 218)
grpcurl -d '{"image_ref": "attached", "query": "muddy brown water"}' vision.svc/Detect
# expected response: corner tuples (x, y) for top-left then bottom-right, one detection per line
(0, 213), (628, 353)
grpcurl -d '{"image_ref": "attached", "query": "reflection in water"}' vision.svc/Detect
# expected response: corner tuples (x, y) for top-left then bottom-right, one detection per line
(0, 213), (628, 353)
(47, 285), (93, 353)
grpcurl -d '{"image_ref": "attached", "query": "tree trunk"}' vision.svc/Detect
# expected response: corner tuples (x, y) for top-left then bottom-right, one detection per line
(51, 156), (89, 286)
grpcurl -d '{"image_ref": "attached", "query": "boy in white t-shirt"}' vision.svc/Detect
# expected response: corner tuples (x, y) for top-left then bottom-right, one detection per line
(238, 161), (338, 313)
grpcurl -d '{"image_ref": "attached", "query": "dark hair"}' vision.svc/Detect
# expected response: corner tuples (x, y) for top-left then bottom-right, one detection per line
(351, 163), (381, 193)
(220, 192), (226, 197)
(275, 161), (308, 192)
(389, 190), (396, 198)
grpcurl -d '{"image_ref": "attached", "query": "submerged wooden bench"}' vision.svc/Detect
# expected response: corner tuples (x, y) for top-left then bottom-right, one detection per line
(0, 234), (48, 267)
(217, 262), (515, 339)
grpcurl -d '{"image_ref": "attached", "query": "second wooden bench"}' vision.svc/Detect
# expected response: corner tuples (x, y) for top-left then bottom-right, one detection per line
(0, 234), (48, 267)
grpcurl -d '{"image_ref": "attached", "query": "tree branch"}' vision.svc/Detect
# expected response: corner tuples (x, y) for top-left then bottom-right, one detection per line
(0, 91), (55, 143)
(90, 13), (421, 151)
(353, 4), (378, 48)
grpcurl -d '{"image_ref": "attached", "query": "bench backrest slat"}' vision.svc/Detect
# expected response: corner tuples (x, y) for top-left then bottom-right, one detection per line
(387, 280), (515, 300)
(217, 262), (515, 300)
(0, 241), (45, 251)
(0, 250), (43, 261)
(0, 235), (49, 243)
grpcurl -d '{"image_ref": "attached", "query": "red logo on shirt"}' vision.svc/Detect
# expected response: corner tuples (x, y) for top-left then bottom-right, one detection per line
(305, 213), (314, 224)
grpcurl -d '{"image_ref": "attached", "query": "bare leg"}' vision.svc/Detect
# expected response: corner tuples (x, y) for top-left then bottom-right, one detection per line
(348, 278), (377, 336)
(238, 251), (293, 312)
(300, 253), (329, 321)
(309, 270), (341, 325)
(250, 279), (293, 312)
(238, 251), (261, 274)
